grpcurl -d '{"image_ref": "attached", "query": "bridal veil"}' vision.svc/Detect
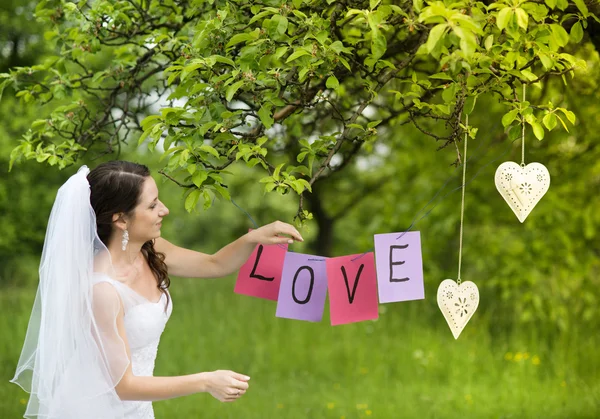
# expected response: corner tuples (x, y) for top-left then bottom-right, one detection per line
(11, 166), (130, 418)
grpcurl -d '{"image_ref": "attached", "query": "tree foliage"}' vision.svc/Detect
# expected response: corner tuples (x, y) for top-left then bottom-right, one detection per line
(1, 0), (597, 222)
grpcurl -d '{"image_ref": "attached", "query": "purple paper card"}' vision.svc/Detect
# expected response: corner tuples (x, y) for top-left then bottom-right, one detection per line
(374, 231), (425, 303)
(275, 252), (328, 322)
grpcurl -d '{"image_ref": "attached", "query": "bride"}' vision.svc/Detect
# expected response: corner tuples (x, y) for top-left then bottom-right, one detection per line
(11, 161), (303, 418)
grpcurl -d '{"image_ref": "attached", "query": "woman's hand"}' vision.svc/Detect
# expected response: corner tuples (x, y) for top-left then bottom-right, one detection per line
(203, 370), (250, 402)
(247, 221), (304, 245)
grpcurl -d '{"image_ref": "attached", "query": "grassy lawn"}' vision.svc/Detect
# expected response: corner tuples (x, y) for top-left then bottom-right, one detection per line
(1, 277), (598, 418)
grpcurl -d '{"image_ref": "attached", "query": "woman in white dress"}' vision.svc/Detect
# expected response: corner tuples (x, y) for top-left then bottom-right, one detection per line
(11, 161), (303, 418)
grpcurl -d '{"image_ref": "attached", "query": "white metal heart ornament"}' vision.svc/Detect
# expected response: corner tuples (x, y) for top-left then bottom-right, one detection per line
(495, 162), (550, 223)
(437, 279), (479, 339)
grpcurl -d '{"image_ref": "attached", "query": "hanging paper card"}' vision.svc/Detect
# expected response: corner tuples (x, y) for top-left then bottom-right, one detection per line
(326, 253), (378, 326)
(437, 279), (479, 339)
(495, 162), (550, 223)
(374, 231), (425, 304)
(234, 243), (288, 301)
(275, 252), (328, 322)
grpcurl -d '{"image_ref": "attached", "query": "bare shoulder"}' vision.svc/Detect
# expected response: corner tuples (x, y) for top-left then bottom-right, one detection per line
(154, 237), (175, 253)
(92, 280), (123, 314)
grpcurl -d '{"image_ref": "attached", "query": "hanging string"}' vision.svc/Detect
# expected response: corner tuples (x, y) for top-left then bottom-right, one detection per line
(457, 115), (469, 284)
(521, 83), (526, 167)
(231, 198), (258, 229)
(232, 198), (289, 250)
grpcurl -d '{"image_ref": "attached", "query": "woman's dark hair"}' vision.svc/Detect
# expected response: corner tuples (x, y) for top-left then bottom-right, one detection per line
(87, 161), (170, 309)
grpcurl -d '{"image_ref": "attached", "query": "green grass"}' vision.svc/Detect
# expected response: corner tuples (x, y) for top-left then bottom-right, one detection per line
(1, 277), (599, 419)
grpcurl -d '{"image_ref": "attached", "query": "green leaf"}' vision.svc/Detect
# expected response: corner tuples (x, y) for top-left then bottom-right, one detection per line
(296, 179), (312, 193)
(453, 26), (477, 57)
(326, 75), (339, 91)
(556, 0), (568, 10)
(213, 55), (236, 67)
(286, 49), (310, 63)
(258, 104), (274, 129)
(338, 56), (351, 71)
(484, 35), (494, 51)
(544, 0), (556, 9)
(213, 184), (231, 200)
(429, 72), (453, 80)
(554, 114), (569, 132)
(559, 108), (576, 125)
(297, 151), (308, 163)
(192, 170), (209, 187)
(271, 15), (288, 35)
(542, 113), (557, 130)
(464, 96), (477, 115)
(199, 144), (220, 158)
(441, 83), (458, 103)
(539, 54), (553, 70)
(259, 176), (273, 184)
(273, 163), (284, 181)
(248, 10), (274, 25)
(532, 122), (545, 140)
(550, 24), (569, 47)
(226, 80), (244, 102)
(347, 123), (365, 131)
(518, 70), (537, 82)
(570, 21), (584, 44)
(427, 24), (447, 53)
(515, 8), (528, 30)
(265, 182), (277, 192)
(573, 0), (589, 16)
(497, 8), (513, 31)
(31, 119), (48, 132)
(330, 41), (350, 54)
(226, 31), (258, 48)
(371, 29), (387, 59)
(185, 189), (202, 212)
(502, 109), (519, 127)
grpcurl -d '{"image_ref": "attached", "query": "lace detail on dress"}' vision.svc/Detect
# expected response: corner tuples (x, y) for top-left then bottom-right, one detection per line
(94, 276), (172, 419)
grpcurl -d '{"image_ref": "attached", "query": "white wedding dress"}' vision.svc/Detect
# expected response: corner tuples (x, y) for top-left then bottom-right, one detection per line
(94, 274), (173, 419)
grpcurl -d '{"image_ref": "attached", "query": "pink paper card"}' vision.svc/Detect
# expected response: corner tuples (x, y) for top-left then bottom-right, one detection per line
(276, 252), (328, 322)
(326, 253), (379, 326)
(234, 242), (288, 301)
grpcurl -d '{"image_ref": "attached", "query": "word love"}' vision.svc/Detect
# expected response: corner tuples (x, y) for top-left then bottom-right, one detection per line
(234, 232), (425, 326)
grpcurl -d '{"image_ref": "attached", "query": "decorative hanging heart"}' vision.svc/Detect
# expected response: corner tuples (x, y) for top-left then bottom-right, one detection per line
(437, 279), (479, 339)
(495, 162), (550, 223)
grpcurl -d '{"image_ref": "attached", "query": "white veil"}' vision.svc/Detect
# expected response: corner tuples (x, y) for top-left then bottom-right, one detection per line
(11, 166), (130, 418)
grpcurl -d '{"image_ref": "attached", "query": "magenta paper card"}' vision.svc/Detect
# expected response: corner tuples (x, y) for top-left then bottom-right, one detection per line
(234, 243), (288, 301)
(326, 253), (379, 326)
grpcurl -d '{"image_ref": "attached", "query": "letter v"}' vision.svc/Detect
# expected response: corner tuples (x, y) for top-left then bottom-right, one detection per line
(340, 264), (364, 304)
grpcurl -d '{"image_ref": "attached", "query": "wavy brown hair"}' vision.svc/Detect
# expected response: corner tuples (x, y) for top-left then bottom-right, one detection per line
(87, 161), (170, 309)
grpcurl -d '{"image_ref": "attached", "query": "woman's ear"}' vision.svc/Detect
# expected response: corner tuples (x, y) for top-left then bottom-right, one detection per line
(112, 213), (127, 231)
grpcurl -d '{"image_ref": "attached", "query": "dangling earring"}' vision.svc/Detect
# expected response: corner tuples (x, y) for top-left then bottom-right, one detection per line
(122, 229), (129, 251)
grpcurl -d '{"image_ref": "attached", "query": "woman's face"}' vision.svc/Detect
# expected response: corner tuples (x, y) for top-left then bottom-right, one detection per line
(127, 176), (169, 242)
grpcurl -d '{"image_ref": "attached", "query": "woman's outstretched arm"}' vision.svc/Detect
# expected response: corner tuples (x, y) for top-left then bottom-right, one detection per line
(155, 220), (303, 279)
(93, 282), (250, 403)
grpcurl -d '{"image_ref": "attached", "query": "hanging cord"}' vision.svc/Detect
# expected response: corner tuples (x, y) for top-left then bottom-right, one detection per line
(457, 115), (468, 285)
(521, 83), (526, 167)
(231, 198), (258, 229)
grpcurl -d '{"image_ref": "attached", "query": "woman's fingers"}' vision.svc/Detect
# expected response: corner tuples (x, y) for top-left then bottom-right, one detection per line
(231, 371), (251, 382)
(222, 388), (246, 402)
(272, 221), (303, 242)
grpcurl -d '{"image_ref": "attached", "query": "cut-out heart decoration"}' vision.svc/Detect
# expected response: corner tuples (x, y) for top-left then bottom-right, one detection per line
(495, 162), (550, 223)
(437, 279), (479, 339)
